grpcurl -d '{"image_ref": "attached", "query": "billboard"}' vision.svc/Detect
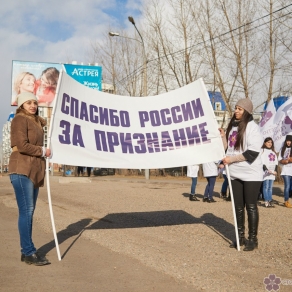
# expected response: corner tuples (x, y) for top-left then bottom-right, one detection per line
(63, 64), (102, 91)
(11, 60), (102, 107)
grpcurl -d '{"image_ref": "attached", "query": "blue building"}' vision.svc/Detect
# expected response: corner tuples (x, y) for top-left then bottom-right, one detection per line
(263, 96), (289, 111)
(207, 91), (226, 111)
(7, 112), (15, 121)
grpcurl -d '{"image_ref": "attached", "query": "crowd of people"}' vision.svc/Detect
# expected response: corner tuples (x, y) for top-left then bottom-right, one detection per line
(187, 134), (292, 209)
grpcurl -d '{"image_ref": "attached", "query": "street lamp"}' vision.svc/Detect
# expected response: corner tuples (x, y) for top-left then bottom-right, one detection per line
(109, 32), (142, 44)
(109, 32), (119, 37)
(128, 16), (149, 180)
(109, 16), (149, 179)
(127, 16), (147, 98)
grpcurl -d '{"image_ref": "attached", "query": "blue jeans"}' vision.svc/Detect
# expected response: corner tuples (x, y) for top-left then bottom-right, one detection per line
(221, 174), (228, 193)
(10, 174), (39, 256)
(204, 176), (216, 199)
(190, 177), (197, 194)
(262, 180), (273, 201)
(282, 175), (292, 201)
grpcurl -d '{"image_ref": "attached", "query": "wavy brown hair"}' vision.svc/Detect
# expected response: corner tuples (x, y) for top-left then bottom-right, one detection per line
(226, 110), (252, 150)
(262, 137), (276, 153)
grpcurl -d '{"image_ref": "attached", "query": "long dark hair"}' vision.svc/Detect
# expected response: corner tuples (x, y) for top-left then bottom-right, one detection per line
(261, 137), (276, 153)
(281, 137), (292, 157)
(226, 110), (252, 150)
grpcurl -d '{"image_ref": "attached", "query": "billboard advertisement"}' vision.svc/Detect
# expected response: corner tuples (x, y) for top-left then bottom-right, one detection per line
(63, 64), (102, 91)
(11, 60), (102, 108)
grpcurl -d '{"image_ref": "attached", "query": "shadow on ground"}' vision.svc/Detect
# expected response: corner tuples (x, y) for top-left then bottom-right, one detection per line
(38, 210), (234, 259)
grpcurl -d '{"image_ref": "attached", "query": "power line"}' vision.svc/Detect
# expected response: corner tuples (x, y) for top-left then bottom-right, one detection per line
(147, 3), (292, 63)
(116, 3), (292, 87)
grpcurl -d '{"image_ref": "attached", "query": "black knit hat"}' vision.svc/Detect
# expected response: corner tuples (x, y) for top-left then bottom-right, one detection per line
(286, 135), (292, 142)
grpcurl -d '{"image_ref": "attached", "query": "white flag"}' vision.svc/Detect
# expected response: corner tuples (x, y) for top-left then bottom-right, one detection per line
(271, 97), (292, 152)
(259, 98), (276, 137)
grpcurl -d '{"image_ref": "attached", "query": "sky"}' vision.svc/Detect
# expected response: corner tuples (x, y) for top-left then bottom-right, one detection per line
(0, 0), (144, 141)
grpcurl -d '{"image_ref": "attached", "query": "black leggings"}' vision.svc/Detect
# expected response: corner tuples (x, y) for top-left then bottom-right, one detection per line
(231, 179), (262, 206)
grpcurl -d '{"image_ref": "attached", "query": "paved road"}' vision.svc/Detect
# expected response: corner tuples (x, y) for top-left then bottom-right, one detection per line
(1, 174), (290, 292)
(0, 174), (197, 292)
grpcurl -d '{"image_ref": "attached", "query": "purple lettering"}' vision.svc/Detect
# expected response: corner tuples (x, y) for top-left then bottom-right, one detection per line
(191, 98), (204, 118)
(139, 111), (149, 127)
(161, 131), (174, 151)
(172, 128), (187, 148)
(107, 132), (119, 152)
(61, 93), (70, 115)
(72, 125), (84, 147)
(133, 133), (146, 153)
(94, 130), (108, 152)
(145, 133), (160, 153)
(120, 133), (134, 153)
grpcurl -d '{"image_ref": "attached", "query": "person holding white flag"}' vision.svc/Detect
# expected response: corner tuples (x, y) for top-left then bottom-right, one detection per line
(278, 135), (292, 208)
(220, 98), (263, 252)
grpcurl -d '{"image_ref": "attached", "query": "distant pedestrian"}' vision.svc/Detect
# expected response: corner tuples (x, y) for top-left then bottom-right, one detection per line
(260, 137), (278, 207)
(278, 135), (292, 208)
(187, 165), (200, 201)
(87, 167), (92, 177)
(218, 162), (229, 200)
(202, 162), (218, 203)
(77, 166), (84, 177)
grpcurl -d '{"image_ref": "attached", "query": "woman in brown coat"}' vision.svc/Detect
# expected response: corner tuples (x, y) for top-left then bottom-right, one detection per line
(9, 92), (51, 265)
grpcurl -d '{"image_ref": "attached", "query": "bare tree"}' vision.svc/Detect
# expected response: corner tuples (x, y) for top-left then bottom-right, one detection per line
(91, 30), (145, 96)
(89, 0), (292, 109)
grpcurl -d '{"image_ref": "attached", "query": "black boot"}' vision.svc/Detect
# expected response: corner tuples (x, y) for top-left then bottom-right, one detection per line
(189, 194), (199, 201)
(220, 192), (227, 199)
(243, 204), (259, 251)
(23, 252), (51, 265)
(230, 206), (245, 248)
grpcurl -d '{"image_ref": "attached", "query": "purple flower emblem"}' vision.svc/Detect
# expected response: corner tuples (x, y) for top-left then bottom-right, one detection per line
(281, 116), (292, 135)
(260, 111), (273, 127)
(284, 116), (292, 130)
(268, 153), (275, 162)
(263, 274), (281, 291)
(229, 131), (237, 147)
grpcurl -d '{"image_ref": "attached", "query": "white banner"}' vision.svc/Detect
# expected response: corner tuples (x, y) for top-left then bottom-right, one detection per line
(259, 98), (276, 137)
(49, 72), (225, 168)
(271, 97), (292, 152)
